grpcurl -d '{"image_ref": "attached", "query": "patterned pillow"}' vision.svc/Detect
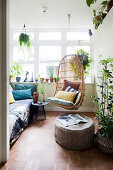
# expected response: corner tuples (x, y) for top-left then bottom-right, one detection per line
(65, 86), (80, 103)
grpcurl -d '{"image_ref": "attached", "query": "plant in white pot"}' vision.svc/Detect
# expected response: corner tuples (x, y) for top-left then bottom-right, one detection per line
(38, 82), (48, 101)
(11, 62), (23, 82)
(91, 57), (113, 154)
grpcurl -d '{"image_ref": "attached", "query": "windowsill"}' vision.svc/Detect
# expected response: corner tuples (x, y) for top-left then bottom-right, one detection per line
(10, 81), (95, 85)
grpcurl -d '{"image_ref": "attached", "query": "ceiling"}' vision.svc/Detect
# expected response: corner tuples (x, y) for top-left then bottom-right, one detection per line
(9, 0), (93, 29)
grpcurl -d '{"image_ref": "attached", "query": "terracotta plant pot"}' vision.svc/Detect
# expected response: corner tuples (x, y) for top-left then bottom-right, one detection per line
(45, 78), (49, 83)
(50, 78), (54, 83)
(107, 0), (113, 12)
(9, 75), (12, 82)
(40, 78), (44, 82)
(33, 92), (39, 103)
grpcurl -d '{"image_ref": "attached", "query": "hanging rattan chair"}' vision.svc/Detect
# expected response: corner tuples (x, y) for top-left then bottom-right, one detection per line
(49, 54), (85, 110)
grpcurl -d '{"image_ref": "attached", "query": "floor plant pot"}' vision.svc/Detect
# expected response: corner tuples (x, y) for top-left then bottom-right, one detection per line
(16, 77), (21, 82)
(94, 131), (113, 155)
(50, 78), (54, 83)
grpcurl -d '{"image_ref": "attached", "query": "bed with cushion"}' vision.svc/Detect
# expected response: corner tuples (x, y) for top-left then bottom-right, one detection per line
(9, 83), (37, 147)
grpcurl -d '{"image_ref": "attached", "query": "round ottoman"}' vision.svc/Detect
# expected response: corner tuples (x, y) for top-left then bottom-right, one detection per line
(54, 114), (95, 150)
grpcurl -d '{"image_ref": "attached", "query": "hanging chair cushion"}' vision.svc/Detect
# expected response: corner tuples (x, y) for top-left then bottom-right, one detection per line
(65, 86), (81, 103)
(75, 92), (82, 105)
(54, 91), (77, 102)
(62, 80), (80, 91)
(48, 97), (74, 106)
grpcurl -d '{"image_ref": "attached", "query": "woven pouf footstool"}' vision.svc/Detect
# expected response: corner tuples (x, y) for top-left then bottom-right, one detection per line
(54, 114), (95, 150)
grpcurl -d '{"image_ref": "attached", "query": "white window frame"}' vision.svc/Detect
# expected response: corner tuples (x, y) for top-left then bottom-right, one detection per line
(9, 28), (93, 83)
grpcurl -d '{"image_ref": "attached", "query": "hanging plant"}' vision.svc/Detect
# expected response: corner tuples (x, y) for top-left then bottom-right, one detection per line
(76, 49), (92, 77)
(19, 24), (31, 48)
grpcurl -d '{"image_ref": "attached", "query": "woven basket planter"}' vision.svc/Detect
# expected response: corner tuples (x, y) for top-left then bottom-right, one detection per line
(94, 131), (113, 155)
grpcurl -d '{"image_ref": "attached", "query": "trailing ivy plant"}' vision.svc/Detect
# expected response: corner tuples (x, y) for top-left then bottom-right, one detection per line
(77, 49), (92, 77)
(92, 1), (109, 29)
(91, 57), (113, 138)
(86, 0), (109, 29)
(19, 33), (31, 48)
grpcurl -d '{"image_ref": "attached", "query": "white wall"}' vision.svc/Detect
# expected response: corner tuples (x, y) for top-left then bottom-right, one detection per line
(93, 8), (113, 96)
(9, 0), (93, 29)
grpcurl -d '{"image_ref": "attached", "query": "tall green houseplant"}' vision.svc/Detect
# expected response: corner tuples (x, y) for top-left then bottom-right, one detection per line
(92, 57), (113, 154)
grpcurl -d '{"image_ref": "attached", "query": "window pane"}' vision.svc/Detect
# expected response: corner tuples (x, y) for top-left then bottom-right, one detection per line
(21, 64), (34, 81)
(39, 46), (61, 61)
(67, 32), (90, 40)
(39, 32), (61, 40)
(13, 46), (34, 62)
(39, 62), (59, 78)
(67, 46), (90, 55)
(13, 32), (34, 40)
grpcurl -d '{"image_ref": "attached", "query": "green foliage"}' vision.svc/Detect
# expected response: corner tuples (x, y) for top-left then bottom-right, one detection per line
(91, 57), (113, 138)
(9, 67), (15, 77)
(92, 0), (109, 29)
(10, 62), (23, 77)
(48, 67), (54, 78)
(19, 33), (31, 48)
(86, 0), (97, 7)
(38, 82), (48, 94)
(86, 0), (109, 29)
(77, 49), (92, 77)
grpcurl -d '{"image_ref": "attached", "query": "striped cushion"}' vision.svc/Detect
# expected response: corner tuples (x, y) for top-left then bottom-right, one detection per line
(65, 86), (81, 104)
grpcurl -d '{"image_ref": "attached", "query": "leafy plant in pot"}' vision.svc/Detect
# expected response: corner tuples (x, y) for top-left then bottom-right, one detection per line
(91, 57), (113, 154)
(38, 82), (48, 101)
(9, 67), (15, 82)
(11, 62), (23, 82)
(48, 67), (54, 83)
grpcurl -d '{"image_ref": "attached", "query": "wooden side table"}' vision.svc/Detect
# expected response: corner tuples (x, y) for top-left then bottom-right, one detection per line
(31, 101), (49, 121)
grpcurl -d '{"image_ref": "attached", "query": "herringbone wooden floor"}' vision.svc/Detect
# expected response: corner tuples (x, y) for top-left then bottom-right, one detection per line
(1, 112), (113, 170)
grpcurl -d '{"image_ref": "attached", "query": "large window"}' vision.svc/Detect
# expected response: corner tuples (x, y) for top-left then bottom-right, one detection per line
(10, 29), (92, 82)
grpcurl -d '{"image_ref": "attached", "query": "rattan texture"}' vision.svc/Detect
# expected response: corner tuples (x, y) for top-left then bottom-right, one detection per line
(95, 132), (113, 155)
(50, 54), (85, 110)
(54, 114), (95, 150)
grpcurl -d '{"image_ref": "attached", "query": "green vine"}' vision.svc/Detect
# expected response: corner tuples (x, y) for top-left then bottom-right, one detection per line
(19, 33), (31, 48)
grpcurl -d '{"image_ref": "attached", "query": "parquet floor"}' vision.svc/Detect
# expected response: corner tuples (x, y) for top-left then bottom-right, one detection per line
(1, 112), (113, 170)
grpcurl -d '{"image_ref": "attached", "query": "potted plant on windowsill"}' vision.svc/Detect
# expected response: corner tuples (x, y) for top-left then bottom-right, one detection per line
(9, 67), (15, 82)
(12, 62), (23, 82)
(48, 67), (54, 83)
(35, 75), (40, 83)
(91, 57), (113, 154)
(45, 78), (49, 83)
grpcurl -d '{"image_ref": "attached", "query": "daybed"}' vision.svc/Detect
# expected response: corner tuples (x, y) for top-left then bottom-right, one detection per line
(9, 83), (37, 147)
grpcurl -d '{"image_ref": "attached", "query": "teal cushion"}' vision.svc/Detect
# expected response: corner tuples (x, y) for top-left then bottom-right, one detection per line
(48, 97), (74, 106)
(12, 89), (32, 100)
(15, 84), (37, 95)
